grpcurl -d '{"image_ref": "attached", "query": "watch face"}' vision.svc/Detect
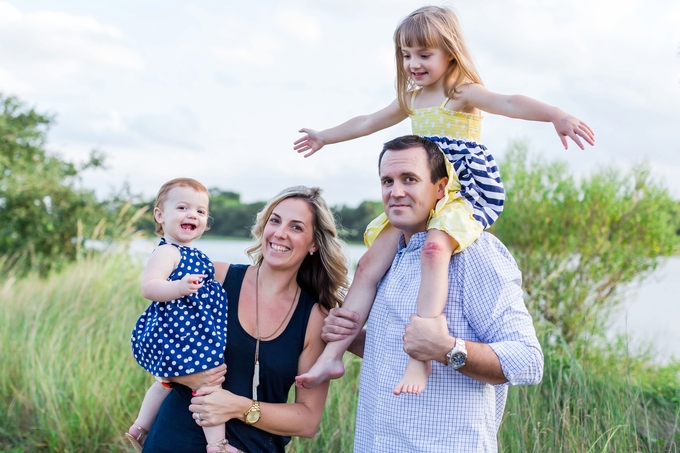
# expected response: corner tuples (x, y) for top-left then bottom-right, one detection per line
(451, 352), (466, 367)
(246, 410), (260, 424)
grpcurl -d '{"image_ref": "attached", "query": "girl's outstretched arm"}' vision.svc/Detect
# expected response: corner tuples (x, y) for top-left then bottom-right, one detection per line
(460, 83), (595, 150)
(294, 99), (408, 157)
(141, 244), (205, 302)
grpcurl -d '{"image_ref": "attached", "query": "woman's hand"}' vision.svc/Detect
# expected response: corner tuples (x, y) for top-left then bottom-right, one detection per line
(169, 364), (226, 390)
(293, 128), (326, 157)
(189, 386), (249, 427)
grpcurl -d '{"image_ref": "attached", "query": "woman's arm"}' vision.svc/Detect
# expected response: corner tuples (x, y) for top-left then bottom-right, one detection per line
(168, 364), (227, 390)
(141, 245), (205, 301)
(460, 83), (595, 150)
(213, 261), (231, 286)
(190, 305), (330, 437)
(294, 99), (408, 157)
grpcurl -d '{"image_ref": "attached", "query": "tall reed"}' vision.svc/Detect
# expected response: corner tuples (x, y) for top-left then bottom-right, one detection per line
(0, 250), (149, 451)
(1, 252), (678, 452)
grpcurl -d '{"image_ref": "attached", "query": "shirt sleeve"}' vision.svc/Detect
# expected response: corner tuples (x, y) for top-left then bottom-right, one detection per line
(457, 234), (544, 386)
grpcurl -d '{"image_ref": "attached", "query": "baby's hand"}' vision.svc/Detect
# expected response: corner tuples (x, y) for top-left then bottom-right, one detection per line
(294, 128), (325, 157)
(179, 273), (206, 296)
(552, 111), (595, 150)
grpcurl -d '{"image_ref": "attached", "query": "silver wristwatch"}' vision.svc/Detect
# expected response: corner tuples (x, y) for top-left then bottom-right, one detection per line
(445, 338), (467, 369)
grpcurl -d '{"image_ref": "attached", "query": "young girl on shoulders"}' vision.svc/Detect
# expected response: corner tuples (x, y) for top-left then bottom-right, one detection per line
(294, 5), (594, 395)
(126, 178), (232, 453)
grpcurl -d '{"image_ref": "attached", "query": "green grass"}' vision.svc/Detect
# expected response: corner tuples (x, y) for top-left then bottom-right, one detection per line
(499, 328), (680, 452)
(1, 252), (679, 452)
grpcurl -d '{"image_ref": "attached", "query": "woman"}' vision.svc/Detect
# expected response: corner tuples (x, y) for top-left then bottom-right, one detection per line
(142, 186), (349, 453)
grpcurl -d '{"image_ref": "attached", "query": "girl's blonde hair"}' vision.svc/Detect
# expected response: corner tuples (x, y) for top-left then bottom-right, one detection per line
(394, 5), (483, 115)
(153, 177), (210, 236)
(246, 186), (349, 312)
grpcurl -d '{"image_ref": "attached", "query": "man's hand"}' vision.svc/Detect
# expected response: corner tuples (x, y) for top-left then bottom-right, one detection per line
(321, 307), (360, 343)
(403, 314), (454, 364)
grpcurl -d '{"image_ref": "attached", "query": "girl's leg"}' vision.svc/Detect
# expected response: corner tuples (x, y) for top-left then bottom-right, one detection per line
(295, 225), (400, 389)
(127, 381), (171, 449)
(204, 424), (228, 453)
(393, 229), (457, 395)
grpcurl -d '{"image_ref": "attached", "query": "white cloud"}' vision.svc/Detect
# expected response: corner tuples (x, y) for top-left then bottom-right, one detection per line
(212, 35), (281, 67)
(0, 1), (21, 22)
(276, 10), (322, 43)
(89, 110), (125, 134)
(0, 1), (143, 70)
(0, 66), (30, 95)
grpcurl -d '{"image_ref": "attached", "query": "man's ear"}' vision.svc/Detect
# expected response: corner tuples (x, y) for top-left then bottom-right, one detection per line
(436, 177), (448, 200)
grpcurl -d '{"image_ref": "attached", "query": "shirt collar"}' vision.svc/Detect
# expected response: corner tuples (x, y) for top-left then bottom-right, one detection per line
(398, 231), (427, 253)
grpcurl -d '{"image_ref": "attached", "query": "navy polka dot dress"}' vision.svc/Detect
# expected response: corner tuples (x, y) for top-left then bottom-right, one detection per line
(131, 239), (228, 377)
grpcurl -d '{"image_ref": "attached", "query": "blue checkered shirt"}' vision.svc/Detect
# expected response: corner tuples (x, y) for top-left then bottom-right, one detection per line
(355, 232), (544, 453)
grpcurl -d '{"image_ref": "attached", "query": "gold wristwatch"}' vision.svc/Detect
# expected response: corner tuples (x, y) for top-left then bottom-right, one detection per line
(244, 399), (261, 425)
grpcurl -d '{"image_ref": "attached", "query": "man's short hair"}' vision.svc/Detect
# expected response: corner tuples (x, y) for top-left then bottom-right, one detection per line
(378, 135), (448, 183)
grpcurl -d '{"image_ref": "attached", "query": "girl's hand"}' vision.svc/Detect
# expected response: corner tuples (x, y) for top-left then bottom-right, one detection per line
(179, 273), (206, 296)
(552, 111), (595, 150)
(294, 128), (326, 157)
(169, 364), (227, 390)
(189, 387), (249, 427)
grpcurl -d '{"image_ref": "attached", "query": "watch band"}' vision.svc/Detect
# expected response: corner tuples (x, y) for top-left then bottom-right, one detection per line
(244, 399), (261, 425)
(446, 338), (467, 369)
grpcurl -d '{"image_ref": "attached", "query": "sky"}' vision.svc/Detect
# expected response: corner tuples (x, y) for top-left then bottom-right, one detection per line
(1, 0), (679, 206)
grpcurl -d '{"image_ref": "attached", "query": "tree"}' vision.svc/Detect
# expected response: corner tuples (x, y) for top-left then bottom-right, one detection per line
(0, 94), (138, 275)
(490, 142), (679, 343)
(204, 189), (266, 238)
(334, 201), (383, 243)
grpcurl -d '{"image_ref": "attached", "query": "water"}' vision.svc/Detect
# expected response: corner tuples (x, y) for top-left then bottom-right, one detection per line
(134, 237), (368, 275)
(609, 257), (680, 363)
(138, 238), (680, 363)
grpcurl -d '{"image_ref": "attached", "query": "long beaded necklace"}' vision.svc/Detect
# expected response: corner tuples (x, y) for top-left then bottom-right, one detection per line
(252, 266), (300, 400)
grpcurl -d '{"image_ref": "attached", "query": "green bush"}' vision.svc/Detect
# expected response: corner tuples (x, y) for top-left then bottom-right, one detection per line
(0, 94), (140, 275)
(491, 142), (680, 343)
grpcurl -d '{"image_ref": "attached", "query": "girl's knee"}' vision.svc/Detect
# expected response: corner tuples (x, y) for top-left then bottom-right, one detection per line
(421, 240), (451, 262)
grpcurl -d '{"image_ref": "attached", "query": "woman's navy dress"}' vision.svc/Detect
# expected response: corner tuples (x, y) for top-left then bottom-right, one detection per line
(143, 264), (316, 453)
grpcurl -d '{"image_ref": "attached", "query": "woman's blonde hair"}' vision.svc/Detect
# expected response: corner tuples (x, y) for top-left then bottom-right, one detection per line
(153, 177), (210, 236)
(246, 186), (349, 312)
(394, 5), (483, 115)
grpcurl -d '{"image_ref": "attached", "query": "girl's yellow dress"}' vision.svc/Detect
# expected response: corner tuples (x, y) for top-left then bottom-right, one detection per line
(364, 93), (504, 253)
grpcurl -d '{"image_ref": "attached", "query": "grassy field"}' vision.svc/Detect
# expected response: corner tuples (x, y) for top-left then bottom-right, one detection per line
(1, 251), (679, 452)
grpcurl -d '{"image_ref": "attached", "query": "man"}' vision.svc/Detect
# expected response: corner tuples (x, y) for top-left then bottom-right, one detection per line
(325, 135), (543, 452)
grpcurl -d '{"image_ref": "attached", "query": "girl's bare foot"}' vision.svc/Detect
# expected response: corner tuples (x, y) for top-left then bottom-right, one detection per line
(393, 357), (431, 395)
(295, 354), (345, 389)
